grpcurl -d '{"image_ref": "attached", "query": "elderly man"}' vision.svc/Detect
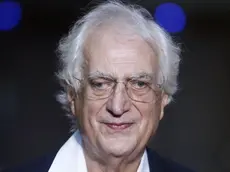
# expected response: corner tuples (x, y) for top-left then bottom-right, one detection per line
(5, 1), (194, 172)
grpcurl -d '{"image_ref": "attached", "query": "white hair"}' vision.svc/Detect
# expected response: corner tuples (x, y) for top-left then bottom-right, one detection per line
(56, 0), (181, 131)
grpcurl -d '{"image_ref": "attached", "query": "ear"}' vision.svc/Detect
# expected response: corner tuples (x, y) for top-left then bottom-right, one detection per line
(67, 87), (76, 115)
(159, 93), (169, 120)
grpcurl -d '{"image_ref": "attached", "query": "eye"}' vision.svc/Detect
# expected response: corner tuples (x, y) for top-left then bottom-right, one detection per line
(130, 80), (148, 89)
(92, 81), (103, 89)
(90, 79), (113, 90)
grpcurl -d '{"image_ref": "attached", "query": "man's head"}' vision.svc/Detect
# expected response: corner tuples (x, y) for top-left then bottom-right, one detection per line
(56, 0), (180, 162)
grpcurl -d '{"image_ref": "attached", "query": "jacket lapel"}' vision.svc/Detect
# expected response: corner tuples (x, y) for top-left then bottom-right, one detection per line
(146, 147), (165, 172)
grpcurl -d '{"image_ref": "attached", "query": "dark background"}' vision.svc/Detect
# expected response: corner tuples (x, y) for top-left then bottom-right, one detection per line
(1, 0), (230, 171)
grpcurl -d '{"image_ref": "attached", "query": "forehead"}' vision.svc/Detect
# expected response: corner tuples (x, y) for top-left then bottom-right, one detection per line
(84, 26), (158, 78)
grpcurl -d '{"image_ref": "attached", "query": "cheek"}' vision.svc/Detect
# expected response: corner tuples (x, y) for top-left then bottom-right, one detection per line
(82, 102), (94, 125)
(140, 103), (161, 120)
(138, 103), (162, 134)
(82, 100), (105, 128)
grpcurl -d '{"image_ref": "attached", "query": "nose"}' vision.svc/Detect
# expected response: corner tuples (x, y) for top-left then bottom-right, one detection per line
(106, 82), (131, 117)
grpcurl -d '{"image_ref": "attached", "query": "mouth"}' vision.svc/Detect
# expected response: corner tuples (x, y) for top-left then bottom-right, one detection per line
(104, 122), (134, 131)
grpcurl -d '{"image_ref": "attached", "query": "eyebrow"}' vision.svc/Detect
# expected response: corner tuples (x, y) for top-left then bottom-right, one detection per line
(129, 72), (155, 81)
(88, 71), (155, 81)
(88, 71), (115, 80)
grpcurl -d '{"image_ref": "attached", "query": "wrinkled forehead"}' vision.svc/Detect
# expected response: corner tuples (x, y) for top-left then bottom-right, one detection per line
(83, 25), (158, 79)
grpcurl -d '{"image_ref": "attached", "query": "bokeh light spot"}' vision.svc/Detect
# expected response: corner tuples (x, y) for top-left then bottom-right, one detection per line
(0, 1), (22, 31)
(154, 3), (186, 33)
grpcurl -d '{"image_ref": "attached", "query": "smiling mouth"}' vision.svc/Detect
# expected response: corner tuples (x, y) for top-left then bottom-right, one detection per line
(104, 123), (133, 131)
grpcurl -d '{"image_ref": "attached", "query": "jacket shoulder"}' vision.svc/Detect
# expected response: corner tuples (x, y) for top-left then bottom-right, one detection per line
(146, 148), (195, 172)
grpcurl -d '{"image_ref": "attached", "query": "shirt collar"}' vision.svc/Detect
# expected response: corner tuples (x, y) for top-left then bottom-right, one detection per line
(49, 130), (149, 172)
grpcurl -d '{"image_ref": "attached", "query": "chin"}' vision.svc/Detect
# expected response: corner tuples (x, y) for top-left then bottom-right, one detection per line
(99, 135), (138, 157)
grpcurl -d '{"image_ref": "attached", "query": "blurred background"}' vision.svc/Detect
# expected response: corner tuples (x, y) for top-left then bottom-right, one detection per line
(0, 0), (230, 171)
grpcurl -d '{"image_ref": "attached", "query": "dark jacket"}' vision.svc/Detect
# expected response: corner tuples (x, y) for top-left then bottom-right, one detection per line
(3, 148), (194, 172)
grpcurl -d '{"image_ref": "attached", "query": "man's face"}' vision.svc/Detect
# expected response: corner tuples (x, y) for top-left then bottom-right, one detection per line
(74, 27), (168, 158)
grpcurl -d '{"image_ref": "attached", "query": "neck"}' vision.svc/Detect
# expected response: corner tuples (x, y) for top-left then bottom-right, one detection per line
(85, 153), (142, 172)
(82, 144), (144, 172)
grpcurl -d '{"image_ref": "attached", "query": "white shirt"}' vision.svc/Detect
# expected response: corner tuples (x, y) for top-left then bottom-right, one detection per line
(49, 130), (150, 172)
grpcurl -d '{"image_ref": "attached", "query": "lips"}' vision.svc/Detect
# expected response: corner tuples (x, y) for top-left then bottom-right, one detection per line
(104, 123), (133, 131)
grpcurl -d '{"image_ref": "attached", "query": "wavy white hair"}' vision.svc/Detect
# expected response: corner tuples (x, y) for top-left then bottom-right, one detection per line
(56, 0), (181, 131)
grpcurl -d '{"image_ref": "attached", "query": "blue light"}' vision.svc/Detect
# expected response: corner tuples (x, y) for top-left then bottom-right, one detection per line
(154, 3), (186, 33)
(0, 1), (22, 31)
